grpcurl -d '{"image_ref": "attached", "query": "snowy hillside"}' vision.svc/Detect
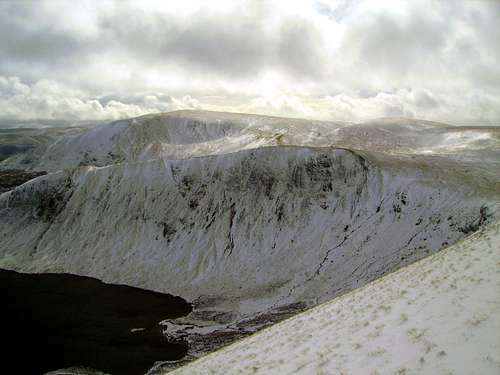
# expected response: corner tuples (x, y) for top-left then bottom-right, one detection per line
(2, 111), (498, 184)
(169, 221), (500, 375)
(0, 111), (344, 172)
(0, 126), (85, 165)
(0, 110), (498, 367)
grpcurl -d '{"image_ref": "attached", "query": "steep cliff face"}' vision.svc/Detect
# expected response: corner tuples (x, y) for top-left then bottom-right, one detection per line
(0, 146), (496, 320)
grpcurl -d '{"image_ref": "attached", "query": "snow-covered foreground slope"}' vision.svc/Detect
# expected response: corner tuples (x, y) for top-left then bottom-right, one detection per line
(169, 221), (500, 375)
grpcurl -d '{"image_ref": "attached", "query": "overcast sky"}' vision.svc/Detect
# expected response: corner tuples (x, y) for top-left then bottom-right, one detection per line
(0, 0), (499, 126)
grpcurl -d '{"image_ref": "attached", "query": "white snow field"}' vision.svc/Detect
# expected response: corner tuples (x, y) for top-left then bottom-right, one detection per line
(0, 110), (498, 366)
(169, 221), (500, 375)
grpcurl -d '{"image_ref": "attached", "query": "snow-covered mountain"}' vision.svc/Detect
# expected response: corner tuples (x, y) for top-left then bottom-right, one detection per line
(2, 111), (498, 182)
(0, 110), (498, 367)
(0, 111), (344, 172)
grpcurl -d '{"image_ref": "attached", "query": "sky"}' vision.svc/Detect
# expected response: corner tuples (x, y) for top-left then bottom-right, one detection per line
(0, 0), (499, 127)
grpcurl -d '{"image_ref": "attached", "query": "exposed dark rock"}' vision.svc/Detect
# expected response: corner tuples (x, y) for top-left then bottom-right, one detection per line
(459, 205), (492, 234)
(160, 222), (177, 241)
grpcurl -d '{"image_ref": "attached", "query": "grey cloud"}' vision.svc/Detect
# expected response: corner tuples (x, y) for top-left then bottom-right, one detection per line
(98, 7), (325, 79)
(413, 90), (438, 109)
(277, 18), (326, 79)
(340, 0), (500, 96)
(383, 104), (406, 117)
(346, 8), (448, 78)
(0, 76), (30, 97)
(0, 1), (327, 83)
(357, 89), (378, 98)
(0, 2), (97, 79)
(163, 15), (268, 76)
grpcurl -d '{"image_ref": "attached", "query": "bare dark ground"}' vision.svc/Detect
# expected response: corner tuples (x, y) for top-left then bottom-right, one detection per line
(0, 169), (47, 193)
(0, 269), (191, 375)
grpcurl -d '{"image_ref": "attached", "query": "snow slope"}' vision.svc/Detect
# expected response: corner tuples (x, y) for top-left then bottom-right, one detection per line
(169, 221), (500, 375)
